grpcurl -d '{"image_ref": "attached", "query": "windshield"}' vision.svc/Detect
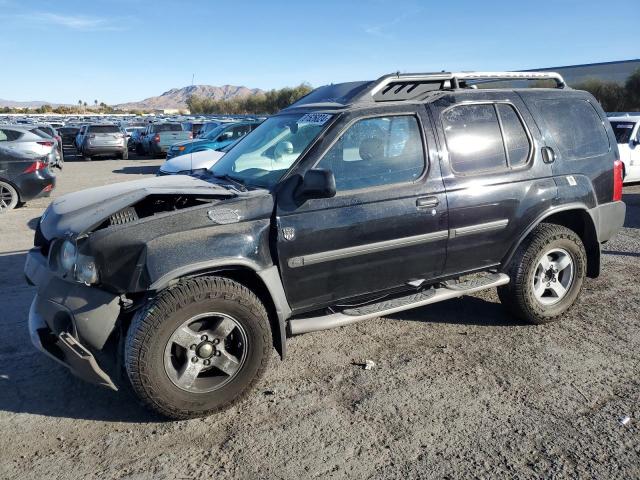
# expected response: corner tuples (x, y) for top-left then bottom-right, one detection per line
(204, 125), (226, 140)
(154, 123), (183, 132)
(88, 125), (120, 133)
(610, 121), (636, 144)
(209, 112), (332, 189)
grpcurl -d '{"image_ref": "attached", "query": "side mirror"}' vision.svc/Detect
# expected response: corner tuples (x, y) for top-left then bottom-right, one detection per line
(295, 169), (336, 202)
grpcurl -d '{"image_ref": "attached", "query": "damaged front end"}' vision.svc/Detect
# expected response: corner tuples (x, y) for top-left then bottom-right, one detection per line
(26, 175), (271, 390)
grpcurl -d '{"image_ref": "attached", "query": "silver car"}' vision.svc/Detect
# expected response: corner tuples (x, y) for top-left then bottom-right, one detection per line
(0, 125), (57, 165)
(78, 124), (128, 161)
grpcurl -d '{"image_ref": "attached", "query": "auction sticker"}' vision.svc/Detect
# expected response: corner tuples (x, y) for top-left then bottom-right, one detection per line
(297, 113), (332, 125)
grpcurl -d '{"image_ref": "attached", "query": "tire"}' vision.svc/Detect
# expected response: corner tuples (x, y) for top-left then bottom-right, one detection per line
(125, 276), (272, 419)
(0, 181), (19, 212)
(498, 224), (587, 324)
(136, 143), (144, 156)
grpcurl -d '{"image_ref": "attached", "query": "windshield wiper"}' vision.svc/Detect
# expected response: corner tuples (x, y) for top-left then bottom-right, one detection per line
(211, 173), (248, 192)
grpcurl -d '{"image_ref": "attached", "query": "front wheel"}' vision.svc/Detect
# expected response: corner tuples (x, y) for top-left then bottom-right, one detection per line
(125, 276), (272, 419)
(498, 224), (587, 324)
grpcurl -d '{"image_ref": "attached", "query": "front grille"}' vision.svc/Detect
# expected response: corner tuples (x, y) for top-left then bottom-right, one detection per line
(109, 207), (139, 226)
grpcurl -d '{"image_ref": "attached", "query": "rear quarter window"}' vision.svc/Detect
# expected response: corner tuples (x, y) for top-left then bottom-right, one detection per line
(534, 99), (610, 160)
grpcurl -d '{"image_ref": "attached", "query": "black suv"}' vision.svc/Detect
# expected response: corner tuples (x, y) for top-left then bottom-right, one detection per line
(24, 72), (626, 419)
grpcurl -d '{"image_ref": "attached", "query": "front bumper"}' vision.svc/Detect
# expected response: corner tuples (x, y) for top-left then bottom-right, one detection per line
(24, 249), (121, 390)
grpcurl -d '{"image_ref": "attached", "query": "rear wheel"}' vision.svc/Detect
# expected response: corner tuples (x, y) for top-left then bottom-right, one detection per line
(498, 224), (586, 324)
(0, 181), (18, 212)
(125, 276), (272, 419)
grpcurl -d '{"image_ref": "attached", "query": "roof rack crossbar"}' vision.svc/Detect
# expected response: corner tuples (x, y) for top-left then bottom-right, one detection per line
(368, 71), (566, 102)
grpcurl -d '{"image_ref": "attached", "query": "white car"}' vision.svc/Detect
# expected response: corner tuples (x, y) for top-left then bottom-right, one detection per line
(157, 148), (225, 176)
(609, 116), (640, 183)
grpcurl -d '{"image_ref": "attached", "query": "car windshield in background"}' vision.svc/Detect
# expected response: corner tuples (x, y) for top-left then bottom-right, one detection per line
(88, 125), (120, 133)
(204, 125), (226, 140)
(209, 112), (332, 189)
(610, 121), (636, 144)
(155, 123), (183, 132)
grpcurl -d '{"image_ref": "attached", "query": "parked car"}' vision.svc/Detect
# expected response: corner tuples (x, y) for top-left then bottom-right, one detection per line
(57, 126), (80, 146)
(0, 146), (55, 211)
(124, 127), (145, 150)
(157, 146), (228, 176)
(138, 123), (192, 157)
(196, 121), (222, 138)
(74, 125), (88, 150)
(78, 124), (128, 161)
(0, 125), (57, 166)
(609, 115), (640, 183)
(24, 71), (626, 419)
(182, 121), (204, 139)
(166, 121), (260, 160)
(31, 124), (63, 167)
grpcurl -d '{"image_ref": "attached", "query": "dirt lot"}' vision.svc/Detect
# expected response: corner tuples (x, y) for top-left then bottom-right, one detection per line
(0, 150), (638, 479)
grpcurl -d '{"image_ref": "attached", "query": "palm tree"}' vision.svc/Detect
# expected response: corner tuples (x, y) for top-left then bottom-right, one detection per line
(94, 99), (98, 108)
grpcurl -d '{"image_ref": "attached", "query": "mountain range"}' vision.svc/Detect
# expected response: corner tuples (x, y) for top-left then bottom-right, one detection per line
(0, 84), (264, 110)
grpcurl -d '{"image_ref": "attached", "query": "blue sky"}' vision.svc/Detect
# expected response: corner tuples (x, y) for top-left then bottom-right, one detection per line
(0, 0), (637, 104)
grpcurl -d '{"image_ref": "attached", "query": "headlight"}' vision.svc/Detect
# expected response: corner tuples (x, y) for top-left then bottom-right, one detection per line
(75, 254), (99, 285)
(60, 239), (77, 271)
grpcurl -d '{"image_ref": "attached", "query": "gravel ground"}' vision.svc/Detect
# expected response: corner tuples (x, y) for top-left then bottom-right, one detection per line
(0, 150), (638, 479)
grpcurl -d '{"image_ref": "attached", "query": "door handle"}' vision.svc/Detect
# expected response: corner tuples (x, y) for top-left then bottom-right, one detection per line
(416, 196), (439, 209)
(541, 146), (556, 164)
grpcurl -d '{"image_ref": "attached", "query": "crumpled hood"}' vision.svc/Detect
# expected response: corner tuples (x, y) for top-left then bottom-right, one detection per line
(159, 149), (225, 173)
(39, 174), (234, 239)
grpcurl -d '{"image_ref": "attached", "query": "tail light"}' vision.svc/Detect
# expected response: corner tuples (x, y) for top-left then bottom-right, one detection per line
(89, 134), (96, 139)
(37, 141), (54, 147)
(154, 134), (160, 142)
(23, 160), (45, 173)
(613, 160), (623, 201)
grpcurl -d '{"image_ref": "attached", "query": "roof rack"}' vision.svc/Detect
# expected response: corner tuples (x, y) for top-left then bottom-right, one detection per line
(368, 71), (566, 102)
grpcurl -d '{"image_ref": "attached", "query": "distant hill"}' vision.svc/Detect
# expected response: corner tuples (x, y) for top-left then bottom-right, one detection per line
(115, 85), (264, 111)
(0, 98), (65, 108)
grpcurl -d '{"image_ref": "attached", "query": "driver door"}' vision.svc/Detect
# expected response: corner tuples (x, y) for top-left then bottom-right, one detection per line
(276, 110), (448, 313)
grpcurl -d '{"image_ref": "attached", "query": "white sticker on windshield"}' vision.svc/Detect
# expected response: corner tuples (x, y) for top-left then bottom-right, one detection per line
(297, 113), (332, 126)
(616, 124), (634, 129)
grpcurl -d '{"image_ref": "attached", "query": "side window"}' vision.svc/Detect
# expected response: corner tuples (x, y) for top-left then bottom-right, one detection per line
(497, 104), (530, 167)
(316, 115), (425, 192)
(534, 99), (609, 160)
(0, 130), (7, 142)
(443, 104), (507, 173)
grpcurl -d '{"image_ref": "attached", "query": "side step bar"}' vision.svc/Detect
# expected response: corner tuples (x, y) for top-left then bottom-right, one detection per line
(288, 273), (510, 335)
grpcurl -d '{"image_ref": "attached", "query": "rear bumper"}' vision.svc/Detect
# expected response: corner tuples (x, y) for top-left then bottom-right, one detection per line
(592, 201), (626, 242)
(24, 249), (121, 390)
(13, 170), (56, 202)
(83, 145), (126, 155)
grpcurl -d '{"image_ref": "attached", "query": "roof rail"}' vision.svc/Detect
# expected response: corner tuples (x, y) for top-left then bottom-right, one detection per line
(368, 71), (566, 102)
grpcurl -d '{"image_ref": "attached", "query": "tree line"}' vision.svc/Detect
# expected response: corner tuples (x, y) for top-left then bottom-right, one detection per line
(572, 68), (640, 112)
(186, 83), (313, 115)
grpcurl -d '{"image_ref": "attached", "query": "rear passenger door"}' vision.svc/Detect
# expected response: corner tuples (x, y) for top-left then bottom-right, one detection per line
(429, 92), (557, 275)
(277, 109), (448, 312)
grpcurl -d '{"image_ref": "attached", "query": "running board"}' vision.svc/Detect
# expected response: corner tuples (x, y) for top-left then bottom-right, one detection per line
(288, 273), (510, 335)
